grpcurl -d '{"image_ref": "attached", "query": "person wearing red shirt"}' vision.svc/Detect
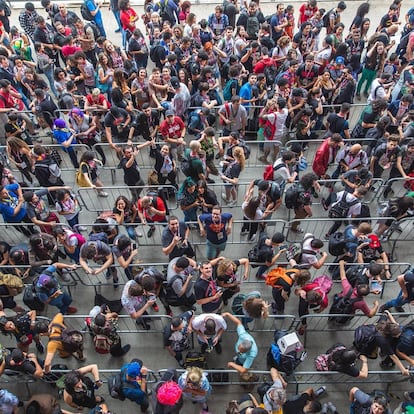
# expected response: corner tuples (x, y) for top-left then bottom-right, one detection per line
(61, 36), (83, 59)
(159, 110), (186, 160)
(137, 195), (167, 238)
(119, 0), (138, 48)
(298, 0), (318, 26)
(253, 47), (277, 74)
(84, 88), (111, 130)
(312, 134), (343, 179)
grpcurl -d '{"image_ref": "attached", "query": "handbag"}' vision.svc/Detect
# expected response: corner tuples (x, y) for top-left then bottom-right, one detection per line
(76, 162), (92, 187)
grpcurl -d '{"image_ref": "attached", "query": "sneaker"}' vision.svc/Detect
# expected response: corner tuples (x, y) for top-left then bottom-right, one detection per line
(67, 306), (78, 314)
(228, 199), (237, 207)
(258, 155), (268, 163)
(121, 344), (131, 355)
(147, 226), (156, 238)
(165, 308), (173, 317)
(135, 229), (143, 238)
(36, 342), (45, 354)
(60, 271), (72, 283)
(291, 227), (304, 234)
(395, 306), (405, 312)
(77, 225), (88, 231)
(240, 229), (249, 235)
(136, 320), (151, 330)
(248, 234), (256, 242)
(380, 359), (395, 368)
(206, 178), (215, 184)
(152, 302), (159, 312)
(98, 192), (108, 197)
(105, 270), (112, 280)
(321, 403), (328, 414)
(327, 402), (337, 413)
(321, 198), (329, 211)
(115, 28), (121, 33)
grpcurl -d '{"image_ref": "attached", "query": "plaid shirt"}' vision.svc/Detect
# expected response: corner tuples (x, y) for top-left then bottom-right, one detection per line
(18, 9), (39, 40)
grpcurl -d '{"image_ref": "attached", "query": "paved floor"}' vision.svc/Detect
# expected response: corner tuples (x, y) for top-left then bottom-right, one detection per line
(4, 1), (414, 413)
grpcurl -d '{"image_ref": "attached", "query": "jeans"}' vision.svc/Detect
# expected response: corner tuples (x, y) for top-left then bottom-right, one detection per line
(44, 67), (59, 97)
(66, 246), (80, 264)
(49, 292), (72, 314)
(183, 207), (198, 223)
(383, 290), (409, 310)
(67, 214), (80, 229)
(112, 9), (122, 31)
(255, 265), (269, 279)
(206, 240), (226, 260)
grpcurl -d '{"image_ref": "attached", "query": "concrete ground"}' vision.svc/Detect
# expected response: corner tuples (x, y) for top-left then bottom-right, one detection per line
(3, 1), (414, 413)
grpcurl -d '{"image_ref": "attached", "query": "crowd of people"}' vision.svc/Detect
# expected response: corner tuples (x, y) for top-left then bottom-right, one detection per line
(0, 0), (414, 412)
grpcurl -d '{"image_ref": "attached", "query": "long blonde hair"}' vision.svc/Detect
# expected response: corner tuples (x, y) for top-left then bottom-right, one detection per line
(232, 147), (245, 170)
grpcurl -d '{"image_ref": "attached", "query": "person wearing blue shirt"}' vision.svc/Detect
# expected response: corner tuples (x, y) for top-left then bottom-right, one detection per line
(52, 119), (79, 168)
(198, 206), (233, 260)
(343, 222), (371, 260)
(85, 0), (106, 37)
(0, 183), (36, 237)
(35, 264), (78, 314)
(223, 312), (258, 374)
(121, 359), (150, 412)
(239, 73), (258, 109)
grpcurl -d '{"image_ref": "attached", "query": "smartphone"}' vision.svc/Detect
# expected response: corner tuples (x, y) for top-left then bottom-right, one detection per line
(370, 280), (383, 293)
(132, 243), (137, 250)
(279, 244), (288, 250)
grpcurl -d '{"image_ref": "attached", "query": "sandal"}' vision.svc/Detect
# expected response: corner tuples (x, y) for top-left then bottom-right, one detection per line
(291, 227), (304, 234)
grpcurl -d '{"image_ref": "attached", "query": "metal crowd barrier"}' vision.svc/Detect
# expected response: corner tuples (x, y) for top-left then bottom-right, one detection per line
(299, 313), (414, 347)
(76, 185), (178, 213)
(377, 177), (414, 202)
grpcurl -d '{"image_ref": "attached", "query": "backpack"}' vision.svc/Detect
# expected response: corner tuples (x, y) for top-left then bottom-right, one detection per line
(328, 232), (349, 257)
(346, 265), (369, 287)
(149, 44), (165, 64)
(264, 64), (278, 87)
(185, 351), (207, 368)
(286, 234), (317, 265)
(353, 324), (377, 355)
(247, 245), (260, 267)
(93, 333), (112, 354)
(50, 324), (84, 353)
(0, 272), (24, 296)
(180, 149), (197, 177)
(398, 323), (414, 351)
(69, 233), (86, 248)
(313, 274), (333, 294)
(263, 162), (286, 180)
(314, 344), (347, 371)
(231, 293), (246, 315)
(262, 115), (277, 141)
(85, 22), (100, 39)
(237, 139), (251, 160)
(89, 232), (109, 244)
(164, 274), (183, 306)
(265, 267), (294, 288)
(328, 288), (362, 324)
(81, 1), (94, 21)
(223, 79), (238, 102)
(107, 370), (135, 400)
(284, 184), (301, 209)
(329, 192), (359, 219)
(322, 8), (334, 27)
(0, 0), (11, 17)
(246, 13), (260, 38)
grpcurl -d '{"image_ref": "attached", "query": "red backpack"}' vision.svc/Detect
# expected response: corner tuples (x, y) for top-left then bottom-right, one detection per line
(263, 162), (287, 180)
(262, 115), (277, 141)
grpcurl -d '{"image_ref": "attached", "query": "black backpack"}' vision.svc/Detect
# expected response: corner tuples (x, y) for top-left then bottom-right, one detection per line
(264, 64), (278, 86)
(346, 265), (369, 287)
(108, 370), (135, 400)
(322, 8), (334, 27)
(328, 288), (362, 324)
(164, 274), (182, 306)
(285, 184), (302, 209)
(328, 232), (348, 257)
(85, 22), (100, 39)
(353, 324), (377, 356)
(329, 192), (359, 219)
(81, 1), (94, 21)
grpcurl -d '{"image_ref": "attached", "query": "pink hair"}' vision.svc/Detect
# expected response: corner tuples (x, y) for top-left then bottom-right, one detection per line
(157, 381), (182, 406)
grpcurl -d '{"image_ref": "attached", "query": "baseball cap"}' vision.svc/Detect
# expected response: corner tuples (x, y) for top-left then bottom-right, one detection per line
(368, 234), (381, 249)
(335, 56), (345, 65)
(127, 362), (141, 377)
(54, 118), (67, 129)
(38, 274), (52, 286)
(165, 109), (175, 117)
(170, 76), (180, 89)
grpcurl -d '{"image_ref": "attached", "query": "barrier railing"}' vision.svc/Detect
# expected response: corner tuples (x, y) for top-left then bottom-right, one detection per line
(377, 177), (414, 202)
(299, 313), (414, 347)
(76, 185), (178, 213)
